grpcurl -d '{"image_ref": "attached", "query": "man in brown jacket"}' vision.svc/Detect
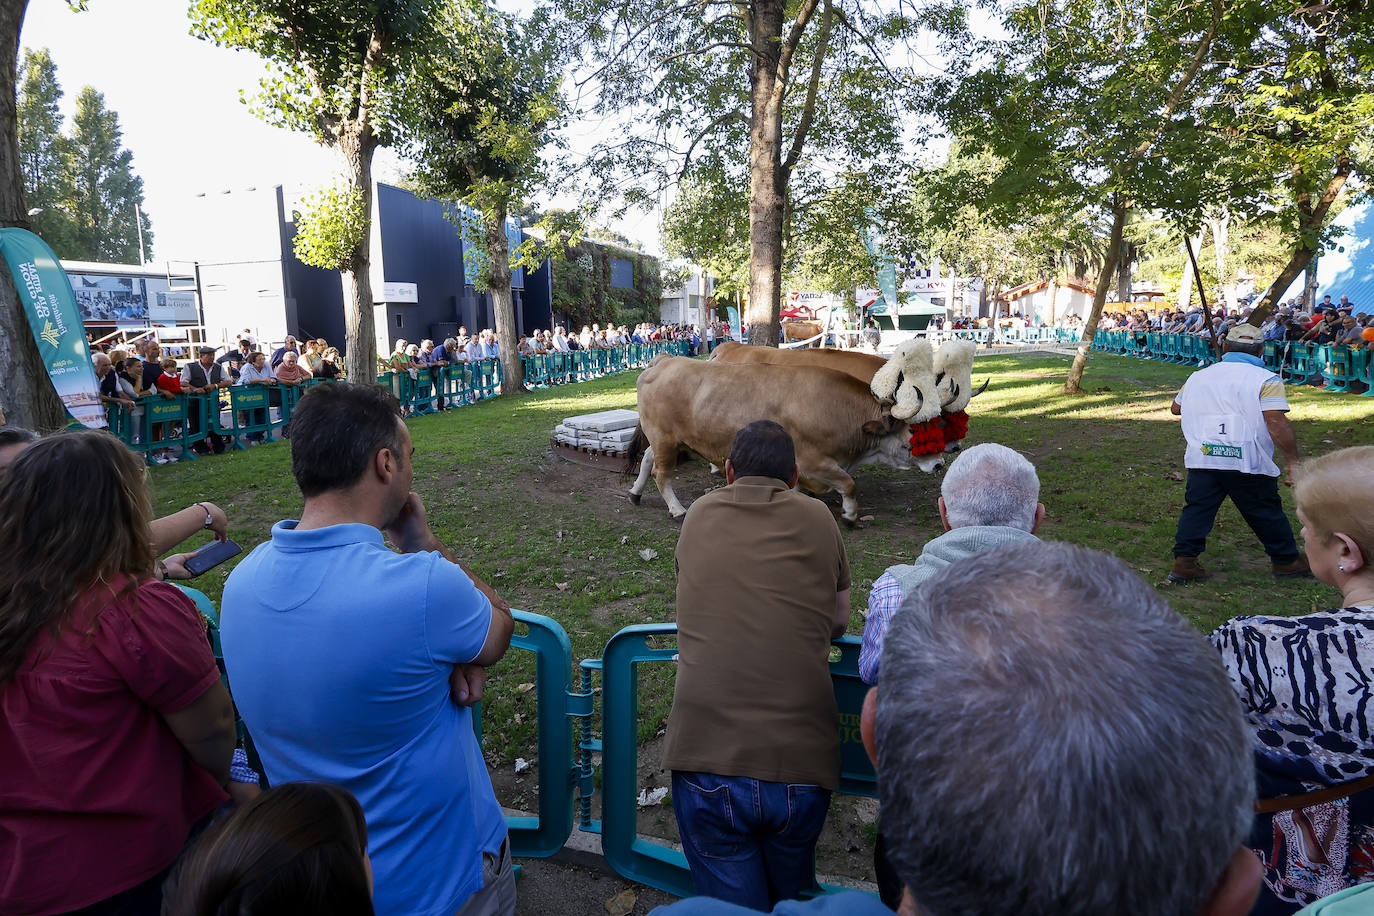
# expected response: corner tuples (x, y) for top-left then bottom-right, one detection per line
(663, 420), (851, 910)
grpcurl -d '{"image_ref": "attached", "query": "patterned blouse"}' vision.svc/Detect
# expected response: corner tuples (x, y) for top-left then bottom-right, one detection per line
(1210, 608), (1374, 785)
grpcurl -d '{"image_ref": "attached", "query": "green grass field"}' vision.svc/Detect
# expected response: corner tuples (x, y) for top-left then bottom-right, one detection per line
(149, 350), (1374, 767)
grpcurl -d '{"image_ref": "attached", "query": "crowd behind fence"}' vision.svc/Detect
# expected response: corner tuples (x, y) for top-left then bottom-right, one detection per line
(936, 327), (1084, 346)
(1090, 330), (1374, 396)
(101, 341), (696, 461)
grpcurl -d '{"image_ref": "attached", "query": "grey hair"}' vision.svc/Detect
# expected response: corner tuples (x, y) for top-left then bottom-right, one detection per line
(940, 443), (1040, 530)
(876, 541), (1253, 916)
(0, 426), (40, 448)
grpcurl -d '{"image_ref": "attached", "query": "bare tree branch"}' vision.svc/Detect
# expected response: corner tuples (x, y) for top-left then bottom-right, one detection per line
(783, 0), (832, 174)
(681, 110), (750, 178)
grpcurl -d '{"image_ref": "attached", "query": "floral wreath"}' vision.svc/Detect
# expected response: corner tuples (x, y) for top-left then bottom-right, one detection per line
(908, 409), (971, 457)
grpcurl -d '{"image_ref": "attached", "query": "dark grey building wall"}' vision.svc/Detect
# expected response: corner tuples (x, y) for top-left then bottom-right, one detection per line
(376, 184), (467, 347)
(279, 187), (344, 347)
(277, 183), (552, 353)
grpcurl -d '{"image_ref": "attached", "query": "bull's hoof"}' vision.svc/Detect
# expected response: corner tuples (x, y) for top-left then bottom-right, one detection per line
(629, 492), (641, 505)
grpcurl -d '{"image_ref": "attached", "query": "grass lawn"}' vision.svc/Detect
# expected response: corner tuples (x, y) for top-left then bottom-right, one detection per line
(149, 350), (1374, 779)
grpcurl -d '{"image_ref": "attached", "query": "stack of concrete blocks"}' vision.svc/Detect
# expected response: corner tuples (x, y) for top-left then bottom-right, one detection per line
(553, 409), (640, 454)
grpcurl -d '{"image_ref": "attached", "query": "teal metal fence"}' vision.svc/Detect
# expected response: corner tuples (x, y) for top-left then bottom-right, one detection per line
(1092, 330), (1373, 395)
(582, 624), (875, 898)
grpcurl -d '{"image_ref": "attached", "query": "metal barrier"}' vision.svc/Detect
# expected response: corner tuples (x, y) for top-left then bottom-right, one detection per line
(1093, 330), (1374, 394)
(104, 392), (214, 461)
(582, 624), (875, 898)
(505, 610), (578, 858)
(214, 384), (284, 448)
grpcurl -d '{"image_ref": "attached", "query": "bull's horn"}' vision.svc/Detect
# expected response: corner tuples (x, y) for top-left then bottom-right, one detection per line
(971, 378), (990, 398)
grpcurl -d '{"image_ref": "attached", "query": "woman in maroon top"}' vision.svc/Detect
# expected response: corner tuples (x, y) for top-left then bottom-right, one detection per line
(0, 431), (236, 916)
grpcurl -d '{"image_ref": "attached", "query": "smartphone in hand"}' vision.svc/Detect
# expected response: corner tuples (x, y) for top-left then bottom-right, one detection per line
(184, 539), (243, 577)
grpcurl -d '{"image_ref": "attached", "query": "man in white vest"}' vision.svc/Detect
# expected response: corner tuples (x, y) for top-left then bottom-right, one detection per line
(1169, 323), (1309, 582)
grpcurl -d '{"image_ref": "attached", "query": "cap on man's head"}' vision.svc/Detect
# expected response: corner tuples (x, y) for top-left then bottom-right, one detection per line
(199, 346), (216, 355)
(1225, 324), (1263, 344)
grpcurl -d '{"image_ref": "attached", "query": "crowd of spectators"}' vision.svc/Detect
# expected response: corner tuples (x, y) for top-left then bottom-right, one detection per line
(1096, 293), (1370, 348)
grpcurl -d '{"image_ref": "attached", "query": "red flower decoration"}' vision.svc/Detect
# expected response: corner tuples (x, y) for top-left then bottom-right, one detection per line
(908, 419), (946, 456)
(942, 409), (969, 443)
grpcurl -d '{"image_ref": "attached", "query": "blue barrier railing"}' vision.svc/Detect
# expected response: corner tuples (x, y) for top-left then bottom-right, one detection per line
(584, 623), (875, 899)
(1093, 331), (1372, 394)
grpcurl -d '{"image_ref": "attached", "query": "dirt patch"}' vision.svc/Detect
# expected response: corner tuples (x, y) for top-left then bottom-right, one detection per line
(514, 859), (678, 915)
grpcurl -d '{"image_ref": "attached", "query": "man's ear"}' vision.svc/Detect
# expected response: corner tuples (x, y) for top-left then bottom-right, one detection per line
(937, 497), (953, 532)
(374, 446), (397, 484)
(861, 688), (879, 768)
(787, 464), (800, 489)
(1031, 503), (1046, 534)
(1200, 847), (1262, 916)
(724, 459), (736, 485)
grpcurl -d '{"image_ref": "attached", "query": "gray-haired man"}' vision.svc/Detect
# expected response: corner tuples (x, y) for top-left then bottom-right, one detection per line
(858, 441), (1044, 905)
(858, 442), (1044, 685)
(652, 541), (1263, 916)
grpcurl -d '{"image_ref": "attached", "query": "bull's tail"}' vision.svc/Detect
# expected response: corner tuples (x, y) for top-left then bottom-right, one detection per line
(623, 425), (649, 476)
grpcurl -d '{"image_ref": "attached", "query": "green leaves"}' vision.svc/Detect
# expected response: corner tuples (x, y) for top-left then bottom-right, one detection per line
(290, 182), (367, 271)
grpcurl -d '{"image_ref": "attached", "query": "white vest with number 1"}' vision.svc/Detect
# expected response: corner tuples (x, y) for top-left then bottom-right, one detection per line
(1179, 360), (1280, 477)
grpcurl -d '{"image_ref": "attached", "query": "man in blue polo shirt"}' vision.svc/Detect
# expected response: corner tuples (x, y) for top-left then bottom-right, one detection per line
(221, 382), (515, 916)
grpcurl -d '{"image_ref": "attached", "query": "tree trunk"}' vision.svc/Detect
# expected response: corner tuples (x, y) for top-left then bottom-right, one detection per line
(0, 0), (64, 431)
(1303, 258), (1319, 310)
(485, 199), (522, 395)
(1208, 208), (1233, 313)
(1116, 239), (1132, 304)
(1064, 198), (1127, 394)
(1251, 163), (1351, 327)
(1046, 278), (1058, 325)
(1176, 230), (1204, 311)
(745, 0), (785, 348)
(339, 135), (378, 386)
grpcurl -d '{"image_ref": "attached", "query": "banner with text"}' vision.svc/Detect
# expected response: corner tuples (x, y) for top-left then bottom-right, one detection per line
(0, 227), (106, 428)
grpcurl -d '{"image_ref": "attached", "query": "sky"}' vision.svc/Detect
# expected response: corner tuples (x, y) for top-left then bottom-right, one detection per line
(18, 0), (667, 263)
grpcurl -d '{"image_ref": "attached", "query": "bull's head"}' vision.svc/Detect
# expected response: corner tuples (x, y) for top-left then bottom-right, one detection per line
(860, 411), (944, 473)
(869, 339), (940, 423)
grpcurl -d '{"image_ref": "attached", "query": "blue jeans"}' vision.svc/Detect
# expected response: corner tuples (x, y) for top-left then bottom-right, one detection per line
(671, 771), (831, 911)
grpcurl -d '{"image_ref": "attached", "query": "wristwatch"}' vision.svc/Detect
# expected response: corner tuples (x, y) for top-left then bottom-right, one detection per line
(196, 502), (213, 529)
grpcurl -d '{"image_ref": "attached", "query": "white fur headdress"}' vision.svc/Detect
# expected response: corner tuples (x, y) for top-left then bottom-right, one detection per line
(934, 340), (976, 413)
(870, 339), (940, 423)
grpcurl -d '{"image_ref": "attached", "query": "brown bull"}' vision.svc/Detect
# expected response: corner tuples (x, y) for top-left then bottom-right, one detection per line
(780, 320), (824, 345)
(627, 356), (919, 523)
(709, 339), (985, 449)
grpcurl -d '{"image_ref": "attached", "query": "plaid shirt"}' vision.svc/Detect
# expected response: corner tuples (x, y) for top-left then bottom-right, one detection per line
(858, 571), (903, 685)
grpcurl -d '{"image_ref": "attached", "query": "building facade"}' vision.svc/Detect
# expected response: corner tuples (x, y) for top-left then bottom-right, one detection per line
(186, 183), (551, 352)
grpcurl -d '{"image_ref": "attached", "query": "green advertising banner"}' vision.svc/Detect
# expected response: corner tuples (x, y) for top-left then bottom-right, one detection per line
(0, 227), (105, 428)
(859, 211), (898, 313)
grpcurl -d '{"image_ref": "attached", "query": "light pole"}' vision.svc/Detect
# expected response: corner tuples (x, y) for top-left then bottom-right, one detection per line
(134, 203), (146, 265)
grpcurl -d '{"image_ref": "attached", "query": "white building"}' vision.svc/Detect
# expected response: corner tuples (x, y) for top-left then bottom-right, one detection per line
(998, 277), (1095, 322)
(661, 265), (715, 326)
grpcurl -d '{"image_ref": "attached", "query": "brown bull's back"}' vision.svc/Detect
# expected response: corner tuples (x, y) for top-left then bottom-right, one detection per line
(708, 341), (886, 385)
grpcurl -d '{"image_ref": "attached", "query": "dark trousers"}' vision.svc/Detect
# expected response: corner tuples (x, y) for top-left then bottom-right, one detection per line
(1173, 468), (1299, 563)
